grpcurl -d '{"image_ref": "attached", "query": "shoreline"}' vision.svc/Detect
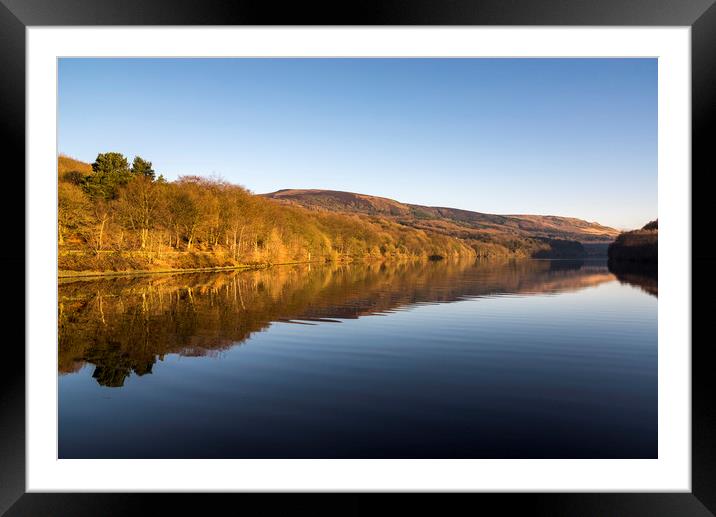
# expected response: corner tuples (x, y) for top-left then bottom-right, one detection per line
(57, 257), (419, 280)
(57, 255), (609, 280)
(58, 261), (300, 280)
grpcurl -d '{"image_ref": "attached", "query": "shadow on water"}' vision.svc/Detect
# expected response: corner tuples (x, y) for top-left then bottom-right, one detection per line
(59, 259), (616, 388)
(608, 260), (658, 297)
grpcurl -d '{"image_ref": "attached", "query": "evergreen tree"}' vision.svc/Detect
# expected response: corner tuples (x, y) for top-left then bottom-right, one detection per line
(85, 152), (131, 199)
(131, 156), (156, 180)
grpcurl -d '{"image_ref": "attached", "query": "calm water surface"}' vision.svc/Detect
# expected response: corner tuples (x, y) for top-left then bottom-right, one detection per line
(59, 259), (657, 458)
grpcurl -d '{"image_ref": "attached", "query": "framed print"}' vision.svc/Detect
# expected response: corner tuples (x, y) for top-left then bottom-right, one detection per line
(3, 0), (715, 515)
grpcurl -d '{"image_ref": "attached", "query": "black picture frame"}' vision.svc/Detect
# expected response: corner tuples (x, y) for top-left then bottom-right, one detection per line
(2, 1), (714, 515)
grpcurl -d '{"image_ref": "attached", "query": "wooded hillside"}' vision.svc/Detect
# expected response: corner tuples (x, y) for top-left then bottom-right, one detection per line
(59, 153), (617, 274)
(58, 154), (475, 273)
(607, 220), (658, 263)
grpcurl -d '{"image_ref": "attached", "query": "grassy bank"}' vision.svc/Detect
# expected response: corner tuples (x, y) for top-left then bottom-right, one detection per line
(59, 249), (268, 275)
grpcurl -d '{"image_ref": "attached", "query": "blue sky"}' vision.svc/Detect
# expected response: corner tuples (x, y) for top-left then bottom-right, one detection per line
(58, 58), (656, 230)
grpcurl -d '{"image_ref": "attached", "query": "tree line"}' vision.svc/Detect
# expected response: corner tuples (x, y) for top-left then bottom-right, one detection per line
(58, 152), (475, 271)
(607, 220), (657, 264)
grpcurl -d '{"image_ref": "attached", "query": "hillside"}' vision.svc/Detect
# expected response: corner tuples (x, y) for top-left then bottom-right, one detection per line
(608, 220), (658, 263)
(263, 189), (620, 244)
(58, 154), (93, 175)
(58, 153), (477, 274)
(59, 152), (627, 275)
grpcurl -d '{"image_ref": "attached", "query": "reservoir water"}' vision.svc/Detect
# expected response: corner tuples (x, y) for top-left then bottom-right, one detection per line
(58, 259), (657, 458)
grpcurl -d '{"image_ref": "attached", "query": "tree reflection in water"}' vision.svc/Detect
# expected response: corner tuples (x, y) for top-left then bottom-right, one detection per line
(608, 260), (658, 297)
(59, 259), (626, 387)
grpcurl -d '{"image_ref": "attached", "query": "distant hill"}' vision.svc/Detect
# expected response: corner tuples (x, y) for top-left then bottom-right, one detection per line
(264, 189), (412, 216)
(262, 189), (620, 244)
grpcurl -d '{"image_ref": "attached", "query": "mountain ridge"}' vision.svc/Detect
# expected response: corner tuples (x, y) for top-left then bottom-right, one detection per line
(261, 188), (620, 244)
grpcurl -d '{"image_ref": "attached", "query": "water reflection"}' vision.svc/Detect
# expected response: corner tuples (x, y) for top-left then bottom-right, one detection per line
(608, 260), (658, 297)
(59, 258), (657, 459)
(60, 259), (615, 387)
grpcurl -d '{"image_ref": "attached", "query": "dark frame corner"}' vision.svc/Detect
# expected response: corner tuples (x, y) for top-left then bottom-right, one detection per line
(3, 0), (715, 515)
